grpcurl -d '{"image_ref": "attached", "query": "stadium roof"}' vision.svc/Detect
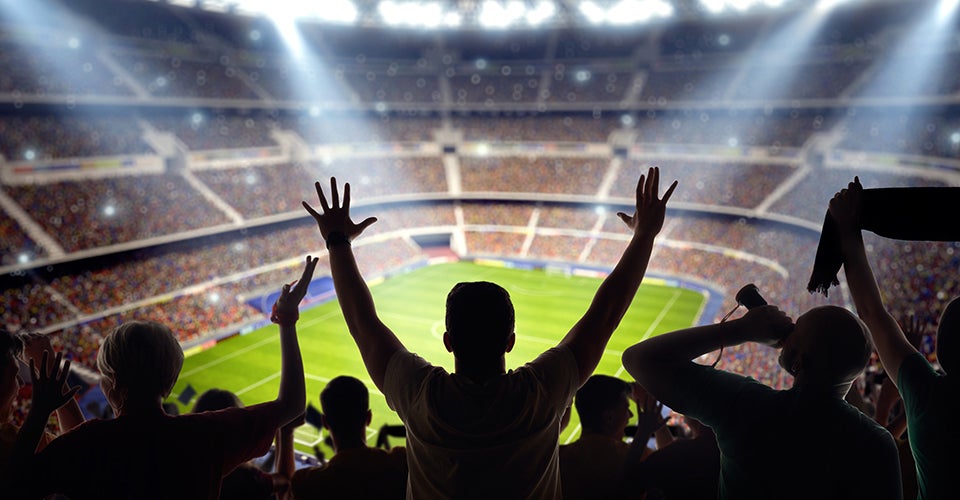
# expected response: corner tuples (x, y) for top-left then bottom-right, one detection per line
(138, 0), (908, 29)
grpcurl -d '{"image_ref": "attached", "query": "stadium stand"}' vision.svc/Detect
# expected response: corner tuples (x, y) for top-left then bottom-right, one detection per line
(2, 6), (959, 490)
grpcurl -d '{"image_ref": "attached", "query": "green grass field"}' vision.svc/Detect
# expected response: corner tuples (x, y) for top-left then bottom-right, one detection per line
(166, 261), (705, 456)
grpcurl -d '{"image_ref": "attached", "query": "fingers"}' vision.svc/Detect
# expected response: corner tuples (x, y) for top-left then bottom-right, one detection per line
(314, 181), (330, 213)
(343, 182), (351, 212)
(302, 201), (321, 220)
(357, 217), (378, 234)
(330, 177), (340, 209)
(662, 180), (678, 203)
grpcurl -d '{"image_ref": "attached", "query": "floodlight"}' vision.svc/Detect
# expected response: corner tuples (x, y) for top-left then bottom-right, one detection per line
(103, 205), (116, 217)
(579, 1), (606, 24)
(951, 132), (960, 144)
(17, 253), (30, 264)
(24, 149), (36, 161)
(526, 2), (556, 26)
(938, 0), (960, 20)
(379, 1), (456, 29)
(579, 0), (673, 24)
(699, 0), (793, 14)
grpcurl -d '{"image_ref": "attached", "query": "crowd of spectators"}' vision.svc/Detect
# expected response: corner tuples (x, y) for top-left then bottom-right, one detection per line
(545, 69), (635, 103)
(194, 162), (327, 219)
(348, 72), (443, 104)
(110, 50), (259, 100)
(357, 203), (456, 237)
(448, 73), (542, 105)
(612, 159), (796, 209)
(526, 234), (590, 262)
(463, 230), (527, 257)
(629, 110), (834, 149)
(0, 40), (133, 97)
(3, 173), (230, 252)
(283, 114), (439, 144)
(4, 232), (426, 372)
(460, 156), (610, 195)
(837, 112), (960, 159)
(537, 204), (603, 231)
(461, 201), (534, 227)
(149, 113), (279, 151)
(730, 60), (871, 101)
(768, 166), (949, 223)
(452, 114), (619, 143)
(0, 114), (150, 160)
(639, 66), (739, 103)
(0, 213), (44, 266)
(324, 157), (447, 199)
(1, 281), (75, 333)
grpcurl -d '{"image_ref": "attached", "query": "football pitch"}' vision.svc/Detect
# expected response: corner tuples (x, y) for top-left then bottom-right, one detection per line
(166, 261), (706, 455)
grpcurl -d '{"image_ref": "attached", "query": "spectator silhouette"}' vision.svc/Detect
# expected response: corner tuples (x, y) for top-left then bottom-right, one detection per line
(302, 167), (676, 499)
(1, 331), (83, 474)
(622, 301), (901, 499)
(280, 375), (407, 500)
(560, 375), (668, 500)
(831, 177), (957, 500)
(192, 388), (288, 500)
(627, 416), (721, 499)
(10, 256), (317, 500)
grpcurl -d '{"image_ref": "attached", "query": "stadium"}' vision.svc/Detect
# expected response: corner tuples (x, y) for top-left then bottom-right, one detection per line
(1, 0), (958, 487)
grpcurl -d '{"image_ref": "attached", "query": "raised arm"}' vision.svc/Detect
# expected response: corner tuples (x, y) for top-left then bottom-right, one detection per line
(622, 306), (793, 409)
(303, 178), (404, 391)
(558, 166), (677, 385)
(10, 351), (79, 475)
(830, 177), (917, 386)
(20, 333), (84, 433)
(268, 256), (317, 426)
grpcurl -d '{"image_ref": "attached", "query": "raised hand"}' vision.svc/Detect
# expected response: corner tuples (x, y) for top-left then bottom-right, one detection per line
(28, 350), (81, 417)
(617, 166), (678, 236)
(829, 176), (864, 234)
(633, 392), (667, 445)
(899, 313), (928, 350)
(302, 177), (378, 243)
(20, 332), (54, 366)
(271, 255), (319, 325)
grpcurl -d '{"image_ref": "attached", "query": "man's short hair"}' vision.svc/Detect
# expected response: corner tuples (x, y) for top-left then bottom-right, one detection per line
(320, 376), (369, 434)
(192, 388), (244, 413)
(445, 282), (515, 363)
(97, 321), (184, 401)
(574, 375), (630, 433)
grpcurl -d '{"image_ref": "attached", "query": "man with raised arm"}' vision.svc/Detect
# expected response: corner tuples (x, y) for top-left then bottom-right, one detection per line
(621, 302), (902, 499)
(831, 177), (957, 500)
(303, 167), (676, 499)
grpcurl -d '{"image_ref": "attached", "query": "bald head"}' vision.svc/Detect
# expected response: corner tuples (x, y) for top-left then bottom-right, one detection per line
(780, 306), (872, 387)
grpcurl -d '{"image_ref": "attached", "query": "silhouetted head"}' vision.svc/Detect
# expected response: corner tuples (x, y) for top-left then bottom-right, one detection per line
(320, 376), (371, 436)
(192, 388), (244, 413)
(574, 375), (632, 438)
(97, 321), (184, 414)
(778, 306), (872, 390)
(0, 330), (24, 421)
(936, 297), (959, 374)
(443, 282), (516, 364)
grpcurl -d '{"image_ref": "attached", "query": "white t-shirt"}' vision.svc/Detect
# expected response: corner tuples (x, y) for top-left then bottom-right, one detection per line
(384, 346), (580, 500)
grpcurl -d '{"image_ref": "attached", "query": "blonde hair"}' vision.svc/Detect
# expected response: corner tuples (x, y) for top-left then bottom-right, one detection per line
(97, 321), (184, 402)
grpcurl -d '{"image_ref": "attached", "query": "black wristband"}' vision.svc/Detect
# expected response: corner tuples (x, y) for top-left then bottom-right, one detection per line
(325, 231), (351, 249)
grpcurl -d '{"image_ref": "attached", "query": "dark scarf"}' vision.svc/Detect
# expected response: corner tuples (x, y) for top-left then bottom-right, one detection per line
(807, 187), (960, 296)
